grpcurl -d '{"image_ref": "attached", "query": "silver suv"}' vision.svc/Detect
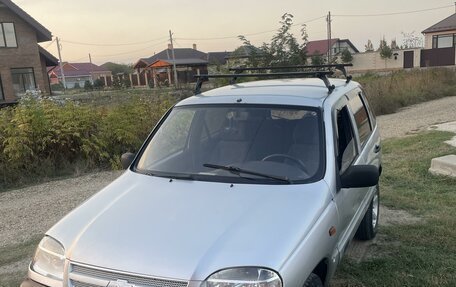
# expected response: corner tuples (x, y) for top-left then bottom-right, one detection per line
(22, 65), (381, 287)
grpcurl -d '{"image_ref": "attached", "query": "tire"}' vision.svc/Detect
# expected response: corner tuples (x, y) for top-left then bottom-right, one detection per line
(355, 184), (380, 240)
(303, 273), (323, 287)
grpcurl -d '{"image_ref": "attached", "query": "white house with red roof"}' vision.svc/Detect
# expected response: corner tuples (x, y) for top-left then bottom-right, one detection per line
(48, 62), (112, 88)
(305, 38), (359, 58)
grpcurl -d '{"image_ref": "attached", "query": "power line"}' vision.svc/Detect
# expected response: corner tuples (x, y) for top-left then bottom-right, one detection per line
(333, 5), (453, 17)
(42, 39), (56, 49)
(92, 39), (169, 58)
(175, 15), (326, 41)
(61, 37), (168, 47)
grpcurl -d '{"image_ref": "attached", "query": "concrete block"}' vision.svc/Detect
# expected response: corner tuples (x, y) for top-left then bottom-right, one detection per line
(429, 155), (456, 177)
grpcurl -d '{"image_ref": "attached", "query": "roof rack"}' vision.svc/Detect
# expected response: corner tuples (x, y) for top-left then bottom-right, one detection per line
(194, 63), (352, 95)
(229, 63), (353, 83)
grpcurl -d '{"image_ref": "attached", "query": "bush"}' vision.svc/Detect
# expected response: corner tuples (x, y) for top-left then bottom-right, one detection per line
(73, 82), (81, 89)
(93, 79), (105, 90)
(50, 83), (64, 92)
(0, 95), (175, 188)
(357, 68), (456, 115)
(341, 49), (353, 63)
(84, 80), (93, 91)
(311, 54), (325, 65)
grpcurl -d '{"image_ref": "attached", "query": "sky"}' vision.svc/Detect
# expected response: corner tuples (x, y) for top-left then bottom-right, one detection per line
(11, 0), (456, 65)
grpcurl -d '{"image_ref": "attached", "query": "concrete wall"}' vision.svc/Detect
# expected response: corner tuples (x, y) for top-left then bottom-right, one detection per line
(349, 48), (421, 73)
(0, 6), (49, 102)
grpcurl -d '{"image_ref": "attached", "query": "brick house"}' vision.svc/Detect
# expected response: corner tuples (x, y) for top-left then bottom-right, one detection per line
(0, 0), (57, 104)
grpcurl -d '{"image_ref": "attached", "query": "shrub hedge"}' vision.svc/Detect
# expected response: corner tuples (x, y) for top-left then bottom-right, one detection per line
(0, 96), (174, 189)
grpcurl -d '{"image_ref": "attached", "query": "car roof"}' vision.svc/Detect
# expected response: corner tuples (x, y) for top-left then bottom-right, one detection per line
(177, 78), (360, 108)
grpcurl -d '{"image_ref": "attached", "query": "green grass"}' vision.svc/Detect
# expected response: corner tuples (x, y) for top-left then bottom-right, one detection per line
(334, 131), (456, 286)
(0, 235), (42, 287)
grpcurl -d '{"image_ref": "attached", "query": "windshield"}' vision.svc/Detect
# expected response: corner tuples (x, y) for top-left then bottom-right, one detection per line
(135, 104), (324, 184)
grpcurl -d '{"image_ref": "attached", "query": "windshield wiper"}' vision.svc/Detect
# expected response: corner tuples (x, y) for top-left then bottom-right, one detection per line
(139, 170), (196, 181)
(203, 163), (292, 184)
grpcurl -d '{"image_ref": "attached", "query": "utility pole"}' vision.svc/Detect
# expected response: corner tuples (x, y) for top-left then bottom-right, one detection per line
(169, 30), (178, 87)
(89, 53), (94, 83)
(56, 37), (67, 90)
(326, 11), (332, 64)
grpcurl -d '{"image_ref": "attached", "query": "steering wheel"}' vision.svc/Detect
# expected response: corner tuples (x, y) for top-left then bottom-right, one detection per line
(261, 154), (309, 174)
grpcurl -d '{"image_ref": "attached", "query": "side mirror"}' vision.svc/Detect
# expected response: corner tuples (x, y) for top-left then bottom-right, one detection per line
(121, 152), (135, 169)
(341, 165), (379, 188)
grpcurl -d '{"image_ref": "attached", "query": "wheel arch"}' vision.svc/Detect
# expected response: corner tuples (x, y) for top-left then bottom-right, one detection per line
(312, 258), (329, 285)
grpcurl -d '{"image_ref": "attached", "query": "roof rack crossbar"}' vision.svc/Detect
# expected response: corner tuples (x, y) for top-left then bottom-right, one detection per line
(229, 63), (353, 83)
(194, 71), (335, 94)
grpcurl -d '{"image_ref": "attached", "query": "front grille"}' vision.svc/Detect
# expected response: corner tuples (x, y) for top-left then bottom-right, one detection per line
(70, 263), (188, 287)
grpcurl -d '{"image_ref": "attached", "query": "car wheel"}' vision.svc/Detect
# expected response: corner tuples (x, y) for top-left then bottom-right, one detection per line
(303, 273), (323, 287)
(355, 184), (379, 240)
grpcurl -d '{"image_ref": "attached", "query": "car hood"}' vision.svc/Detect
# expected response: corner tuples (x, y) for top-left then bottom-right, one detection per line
(47, 171), (331, 281)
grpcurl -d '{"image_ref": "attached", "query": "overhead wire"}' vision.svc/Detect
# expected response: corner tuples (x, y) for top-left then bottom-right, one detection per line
(175, 15), (326, 41)
(42, 39), (56, 49)
(61, 36), (168, 47)
(92, 39), (169, 58)
(333, 5), (454, 17)
(56, 4), (454, 62)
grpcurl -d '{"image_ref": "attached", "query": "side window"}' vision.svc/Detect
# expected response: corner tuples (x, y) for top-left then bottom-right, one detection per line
(337, 106), (357, 172)
(348, 93), (372, 146)
(360, 90), (376, 127)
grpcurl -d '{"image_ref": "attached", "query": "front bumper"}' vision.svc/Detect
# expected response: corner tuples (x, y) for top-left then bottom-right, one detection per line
(20, 279), (47, 287)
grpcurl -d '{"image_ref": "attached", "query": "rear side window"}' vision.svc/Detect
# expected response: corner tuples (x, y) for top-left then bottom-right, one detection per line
(348, 93), (372, 146)
(336, 106), (357, 173)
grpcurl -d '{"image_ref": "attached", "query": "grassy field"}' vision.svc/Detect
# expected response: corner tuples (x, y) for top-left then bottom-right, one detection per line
(356, 68), (456, 116)
(333, 131), (456, 286)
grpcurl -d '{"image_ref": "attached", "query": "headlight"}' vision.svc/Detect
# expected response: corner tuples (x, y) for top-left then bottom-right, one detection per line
(202, 267), (282, 287)
(31, 236), (65, 280)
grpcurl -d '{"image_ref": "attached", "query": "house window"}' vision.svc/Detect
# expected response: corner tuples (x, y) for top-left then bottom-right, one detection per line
(432, 34), (455, 49)
(0, 23), (18, 48)
(11, 68), (36, 95)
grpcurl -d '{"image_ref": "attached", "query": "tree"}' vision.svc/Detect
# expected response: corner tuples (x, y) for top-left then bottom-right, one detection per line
(101, 62), (134, 74)
(341, 49), (353, 63)
(401, 31), (423, 49)
(379, 38), (392, 59)
(238, 13), (309, 68)
(365, 40), (374, 52)
(390, 39), (399, 50)
(311, 54), (325, 65)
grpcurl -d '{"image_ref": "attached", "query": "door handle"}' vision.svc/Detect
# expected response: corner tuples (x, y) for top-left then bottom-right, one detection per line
(374, 144), (381, 153)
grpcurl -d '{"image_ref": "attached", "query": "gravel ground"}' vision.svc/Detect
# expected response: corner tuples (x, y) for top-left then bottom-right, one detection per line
(0, 171), (123, 248)
(1, 96), (455, 280)
(377, 96), (456, 139)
